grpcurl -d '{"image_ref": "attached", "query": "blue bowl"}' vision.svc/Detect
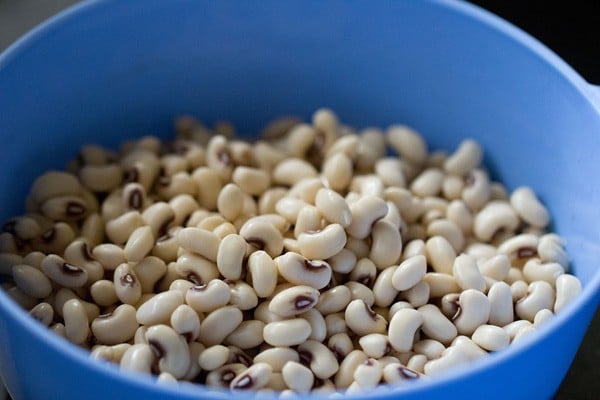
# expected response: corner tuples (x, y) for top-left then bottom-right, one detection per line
(0, 1), (599, 399)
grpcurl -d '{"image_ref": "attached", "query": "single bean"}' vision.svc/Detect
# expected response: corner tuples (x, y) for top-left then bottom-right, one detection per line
(92, 304), (138, 345)
(344, 299), (387, 336)
(134, 256), (167, 294)
(388, 308), (423, 353)
(554, 274), (582, 313)
(538, 233), (568, 268)
(515, 281), (555, 321)
(175, 252), (219, 285)
(443, 139), (482, 176)
(294, 205), (322, 238)
(392, 255), (427, 292)
(387, 125), (428, 165)
(471, 324), (509, 351)
(345, 281), (375, 307)
(453, 254), (486, 292)
(487, 281), (514, 327)
(92, 243), (127, 271)
(63, 298), (90, 345)
(315, 285), (351, 316)
(273, 158), (318, 186)
(269, 285), (320, 317)
(177, 227), (220, 262)
(369, 220), (402, 269)
(263, 318), (312, 347)
(136, 290), (183, 325)
(533, 309), (554, 327)
(442, 175), (465, 201)
(346, 196), (388, 239)
(473, 201), (519, 242)
(145, 324), (190, 379)
(510, 186), (550, 228)
(382, 363), (423, 384)
(372, 266), (399, 307)
(453, 289), (491, 336)
(410, 168), (444, 197)
(105, 211), (145, 245)
(353, 358), (383, 389)
(462, 169), (491, 211)
(375, 158), (406, 188)
(322, 152), (353, 192)
(328, 248), (357, 274)
(205, 363), (247, 388)
(276, 252), (332, 290)
(198, 345), (230, 371)
(230, 362), (272, 391)
(170, 304), (201, 342)
(418, 304), (457, 344)
(400, 280), (431, 308)
(228, 281), (259, 311)
(12, 264), (52, 299)
(297, 224), (346, 260)
(120, 343), (155, 374)
(328, 332), (353, 360)
(358, 333), (390, 359)
(41, 254), (88, 288)
(334, 350), (368, 389)
(425, 236), (456, 275)
(113, 262), (142, 305)
(29, 302), (54, 327)
(232, 166), (271, 196)
(522, 259), (564, 285)
(282, 361), (314, 393)
(216, 234), (247, 280)
(247, 250), (278, 298)
(239, 218), (283, 257)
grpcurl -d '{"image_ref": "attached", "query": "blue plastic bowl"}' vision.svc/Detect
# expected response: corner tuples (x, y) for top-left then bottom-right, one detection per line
(0, 1), (599, 399)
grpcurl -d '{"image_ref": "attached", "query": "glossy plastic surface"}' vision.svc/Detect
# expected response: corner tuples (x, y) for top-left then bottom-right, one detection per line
(0, 1), (599, 399)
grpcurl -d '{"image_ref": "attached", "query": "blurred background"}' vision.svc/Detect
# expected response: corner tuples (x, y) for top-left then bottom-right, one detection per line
(0, 0), (598, 398)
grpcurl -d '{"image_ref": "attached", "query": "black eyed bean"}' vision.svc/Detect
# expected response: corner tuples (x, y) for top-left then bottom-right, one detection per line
(41, 254), (88, 288)
(316, 285), (351, 315)
(230, 362), (272, 391)
(63, 298), (90, 345)
(282, 361), (314, 393)
(334, 350), (368, 389)
(12, 264), (52, 299)
(92, 304), (138, 345)
(387, 125), (428, 165)
(199, 306), (243, 346)
(263, 318), (312, 347)
(120, 343), (155, 374)
(113, 262), (142, 305)
(344, 299), (387, 336)
(206, 363), (248, 388)
(29, 302), (54, 326)
(453, 289), (491, 335)
(136, 290), (183, 325)
(198, 345), (231, 371)
(145, 324), (191, 379)
(346, 196), (388, 240)
(554, 274), (582, 313)
(269, 285), (320, 317)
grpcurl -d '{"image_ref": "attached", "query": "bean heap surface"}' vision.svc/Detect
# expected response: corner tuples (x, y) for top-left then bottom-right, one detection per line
(0, 109), (582, 395)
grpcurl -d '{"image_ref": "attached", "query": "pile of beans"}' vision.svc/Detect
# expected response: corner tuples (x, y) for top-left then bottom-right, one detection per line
(0, 109), (582, 395)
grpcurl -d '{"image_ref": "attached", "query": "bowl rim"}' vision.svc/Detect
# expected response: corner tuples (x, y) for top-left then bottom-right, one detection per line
(1, 0), (599, 398)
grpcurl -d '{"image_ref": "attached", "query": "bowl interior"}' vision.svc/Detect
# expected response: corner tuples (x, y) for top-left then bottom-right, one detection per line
(0, 1), (599, 399)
